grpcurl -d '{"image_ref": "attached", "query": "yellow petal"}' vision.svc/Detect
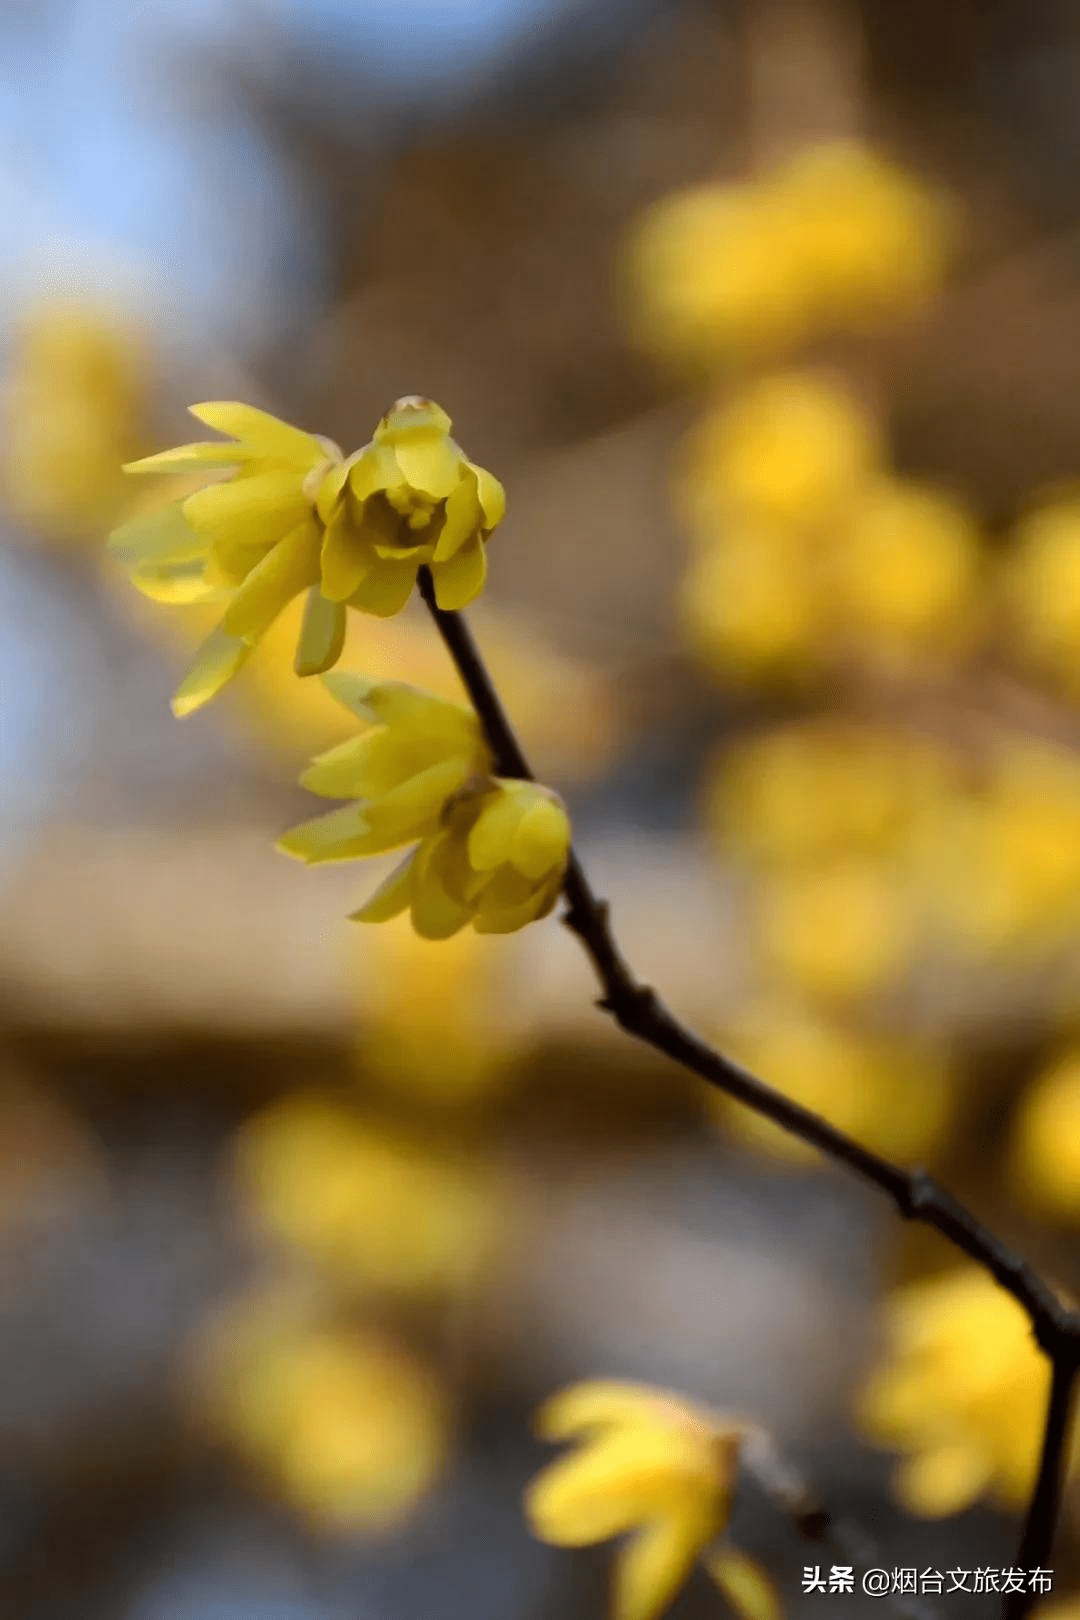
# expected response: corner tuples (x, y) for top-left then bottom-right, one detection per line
(350, 851), (417, 923)
(301, 732), (422, 800)
(320, 508), (374, 602)
(318, 676), (485, 755)
(362, 757), (474, 844)
(472, 881), (557, 934)
(537, 1384), (687, 1443)
(431, 535), (487, 611)
(391, 433), (463, 501)
(183, 470), (311, 551)
(510, 796), (571, 881)
(171, 625), (254, 717)
(187, 402), (326, 467)
(206, 535), (276, 588)
(294, 588), (346, 677)
(704, 1547), (781, 1620)
(222, 519), (321, 641)
(895, 1443), (994, 1518)
(473, 464), (506, 531)
(276, 806), (394, 864)
(615, 1514), (714, 1620)
(376, 398), (453, 441)
(108, 500), (208, 567)
(431, 474), (483, 563)
(409, 834), (473, 939)
(122, 441), (257, 475)
(467, 789), (528, 872)
(526, 1427), (707, 1548)
(130, 559), (230, 604)
(349, 556), (421, 617)
(314, 459), (350, 524)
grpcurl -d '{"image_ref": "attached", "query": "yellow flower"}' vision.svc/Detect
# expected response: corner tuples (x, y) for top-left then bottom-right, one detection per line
(754, 856), (913, 1003)
(1008, 1046), (1080, 1220)
(775, 142), (953, 328)
(622, 182), (817, 370)
(235, 1096), (503, 1299)
(857, 1267), (1074, 1517)
(1, 298), (148, 541)
(681, 373), (880, 535)
(710, 999), (955, 1168)
(199, 1299), (448, 1533)
(705, 722), (953, 870)
(109, 396), (504, 715)
(832, 477), (983, 661)
(677, 520), (823, 683)
(1006, 494), (1080, 692)
(277, 671), (492, 862)
(524, 1381), (745, 1620)
(280, 683), (571, 937)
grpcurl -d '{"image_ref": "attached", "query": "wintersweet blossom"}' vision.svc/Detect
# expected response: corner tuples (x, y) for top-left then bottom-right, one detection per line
(524, 1381), (745, 1620)
(109, 396), (504, 715)
(278, 674), (571, 937)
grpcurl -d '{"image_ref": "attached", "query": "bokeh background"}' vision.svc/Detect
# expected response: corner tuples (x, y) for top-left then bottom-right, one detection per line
(3, 0), (1080, 1615)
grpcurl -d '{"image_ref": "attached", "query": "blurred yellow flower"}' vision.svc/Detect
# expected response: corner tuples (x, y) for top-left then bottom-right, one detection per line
(710, 999), (955, 1168)
(706, 722), (952, 870)
(525, 1381), (745, 1620)
(677, 521), (822, 682)
(1006, 495), (1080, 692)
(236, 1096), (503, 1299)
(623, 142), (952, 372)
(832, 477), (983, 661)
(355, 916), (523, 1107)
(754, 856), (913, 1003)
(622, 182), (817, 370)
(775, 142), (953, 328)
(110, 396), (504, 714)
(931, 741), (1080, 958)
(704, 1547), (783, 1620)
(857, 1267), (1072, 1517)
(283, 703), (572, 938)
(277, 672), (492, 865)
(1008, 1045), (1080, 1220)
(682, 372), (880, 534)
(201, 1300), (448, 1533)
(1, 299), (147, 541)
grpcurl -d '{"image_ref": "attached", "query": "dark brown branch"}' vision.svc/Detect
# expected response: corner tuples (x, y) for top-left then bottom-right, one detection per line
(417, 567), (1080, 1610)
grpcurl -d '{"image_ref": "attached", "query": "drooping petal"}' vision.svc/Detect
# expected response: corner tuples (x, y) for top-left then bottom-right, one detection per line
(221, 519), (321, 641)
(510, 795), (571, 881)
(467, 788), (528, 872)
(276, 806), (397, 865)
(350, 850), (418, 924)
(122, 441), (258, 475)
(187, 402), (326, 468)
(348, 556), (421, 618)
(474, 463), (507, 531)
(183, 470), (312, 551)
(108, 500), (208, 567)
(314, 459), (350, 524)
(294, 588), (346, 677)
(205, 532), (277, 587)
(431, 534), (487, 611)
(130, 559), (230, 604)
(431, 474), (483, 563)
(614, 1512), (718, 1620)
(703, 1548), (781, 1620)
(320, 507), (375, 602)
(408, 833), (473, 940)
(171, 625), (254, 718)
(362, 756), (475, 845)
(472, 883), (555, 934)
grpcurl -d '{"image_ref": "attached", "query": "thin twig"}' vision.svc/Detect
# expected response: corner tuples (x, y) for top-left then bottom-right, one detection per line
(417, 568), (1080, 1615)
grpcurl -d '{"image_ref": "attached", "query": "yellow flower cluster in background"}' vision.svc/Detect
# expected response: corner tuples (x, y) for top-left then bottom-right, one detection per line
(1008, 1043), (1080, 1220)
(235, 1095), (504, 1301)
(1, 299), (149, 541)
(525, 1381), (775, 1620)
(676, 371), (984, 684)
(857, 1267), (1074, 1517)
(197, 1296), (448, 1533)
(625, 140), (952, 371)
(109, 396), (504, 713)
(1005, 492), (1080, 699)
